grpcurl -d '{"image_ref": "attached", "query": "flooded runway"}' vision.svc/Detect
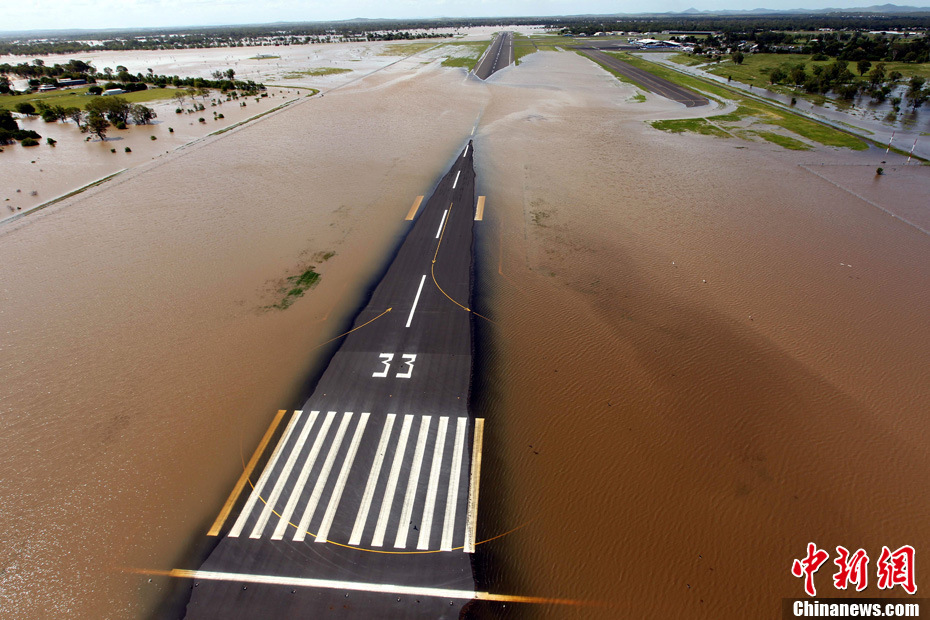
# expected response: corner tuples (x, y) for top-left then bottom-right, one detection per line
(1, 47), (928, 619)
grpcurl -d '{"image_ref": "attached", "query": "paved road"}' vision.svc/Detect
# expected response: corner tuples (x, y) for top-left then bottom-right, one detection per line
(579, 48), (709, 108)
(180, 143), (484, 619)
(473, 32), (514, 80)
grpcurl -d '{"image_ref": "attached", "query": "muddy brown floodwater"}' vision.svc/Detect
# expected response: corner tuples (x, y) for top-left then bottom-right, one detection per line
(1, 48), (928, 619)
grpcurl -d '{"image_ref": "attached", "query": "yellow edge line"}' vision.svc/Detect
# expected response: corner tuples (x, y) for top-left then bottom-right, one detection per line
(475, 196), (485, 221)
(405, 196), (424, 220)
(207, 409), (288, 536)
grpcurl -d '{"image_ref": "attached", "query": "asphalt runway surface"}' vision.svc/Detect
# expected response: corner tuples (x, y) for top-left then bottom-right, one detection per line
(179, 142), (484, 619)
(579, 48), (710, 107)
(473, 32), (514, 80)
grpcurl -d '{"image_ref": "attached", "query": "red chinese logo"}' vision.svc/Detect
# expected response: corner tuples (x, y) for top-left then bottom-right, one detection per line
(792, 543), (917, 597)
(792, 542), (830, 597)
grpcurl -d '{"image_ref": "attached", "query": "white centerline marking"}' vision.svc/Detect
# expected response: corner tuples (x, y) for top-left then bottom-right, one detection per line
(452, 170), (461, 189)
(394, 416), (431, 549)
(441, 417), (467, 551)
(406, 275), (426, 328)
(294, 411), (353, 542)
(349, 414), (395, 545)
(417, 416), (448, 550)
(435, 209), (448, 239)
(372, 414), (413, 547)
(315, 412), (369, 543)
(464, 418), (484, 553)
(249, 410), (318, 539)
(228, 410), (302, 538)
(463, 144), (469, 158)
(271, 411), (336, 540)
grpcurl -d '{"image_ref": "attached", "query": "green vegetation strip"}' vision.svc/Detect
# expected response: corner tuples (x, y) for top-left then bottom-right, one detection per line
(265, 251), (334, 310)
(651, 118), (730, 138)
(282, 67), (351, 79)
(379, 41), (441, 57)
(607, 52), (867, 150)
(1, 169), (125, 226)
(575, 50), (649, 91)
(0, 87), (177, 112)
(441, 40), (493, 70)
(209, 90), (317, 136)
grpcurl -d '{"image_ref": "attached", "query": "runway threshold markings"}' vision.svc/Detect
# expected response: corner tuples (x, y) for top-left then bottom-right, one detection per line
(208, 409), (287, 536)
(475, 196), (486, 221)
(405, 196), (424, 221)
(315, 412), (369, 542)
(372, 414), (414, 547)
(249, 410), (319, 539)
(417, 416), (448, 550)
(406, 275), (426, 328)
(228, 410), (303, 538)
(294, 411), (353, 542)
(464, 418), (484, 554)
(394, 415), (432, 549)
(441, 417), (467, 551)
(349, 414), (396, 545)
(272, 411), (337, 540)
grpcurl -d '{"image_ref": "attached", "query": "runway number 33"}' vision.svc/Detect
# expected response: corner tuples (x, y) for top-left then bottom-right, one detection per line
(372, 353), (417, 379)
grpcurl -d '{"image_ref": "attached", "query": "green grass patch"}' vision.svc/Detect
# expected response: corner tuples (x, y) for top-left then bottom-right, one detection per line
(753, 130), (811, 150)
(282, 67), (351, 79)
(667, 53), (707, 67)
(440, 40), (493, 70)
(0, 86), (176, 112)
(629, 92), (646, 103)
(379, 41), (440, 56)
(264, 251), (334, 311)
(651, 118), (731, 138)
(513, 33), (536, 65)
(249, 54), (280, 60)
(606, 52), (867, 151)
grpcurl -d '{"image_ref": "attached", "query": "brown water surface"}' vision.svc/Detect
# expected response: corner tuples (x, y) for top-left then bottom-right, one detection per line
(1, 49), (928, 619)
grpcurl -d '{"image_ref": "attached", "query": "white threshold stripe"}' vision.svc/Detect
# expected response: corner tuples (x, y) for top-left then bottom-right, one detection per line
(405, 275), (426, 328)
(441, 418), (468, 551)
(249, 410), (318, 539)
(435, 209), (448, 239)
(169, 569), (478, 600)
(393, 416), (431, 549)
(452, 170), (461, 189)
(349, 414), (395, 545)
(372, 414), (413, 547)
(463, 144), (469, 158)
(294, 412), (353, 542)
(271, 411), (337, 540)
(315, 412), (369, 543)
(417, 416), (448, 550)
(464, 418), (484, 554)
(229, 410), (303, 538)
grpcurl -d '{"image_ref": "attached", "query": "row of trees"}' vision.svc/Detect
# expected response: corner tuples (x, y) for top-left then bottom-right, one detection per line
(0, 110), (41, 145)
(762, 58), (929, 106)
(9, 96), (156, 141)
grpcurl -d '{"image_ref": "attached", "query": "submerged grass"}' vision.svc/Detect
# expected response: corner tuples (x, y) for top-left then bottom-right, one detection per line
(651, 118), (731, 138)
(379, 41), (440, 57)
(441, 40), (493, 70)
(605, 52), (867, 151)
(282, 67), (351, 79)
(753, 130), (812, 150)
(265, 251), (334, 311)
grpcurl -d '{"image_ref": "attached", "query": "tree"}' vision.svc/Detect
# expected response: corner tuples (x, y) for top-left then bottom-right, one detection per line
(867, 62), (886, 86)
(732, 51), (744, 65)
(129, 103), (156, 124)
(15, 102), (36, 115)
(85, 95), (130, 125)
(856, 59), (871, 76)
(906, 76), (928, 109)
(66, 107), (84, 125)
(0, 110), (18, 132)
(88, 85), (102, 95)
(82, 111), (109, 140)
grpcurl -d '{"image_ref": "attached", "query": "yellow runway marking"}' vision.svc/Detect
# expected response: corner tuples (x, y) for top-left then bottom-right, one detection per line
(310, 307), (392, 351)
(475, 196), (485, 221)
(405, 196), (424, 220)
(208, 409), (288, 536)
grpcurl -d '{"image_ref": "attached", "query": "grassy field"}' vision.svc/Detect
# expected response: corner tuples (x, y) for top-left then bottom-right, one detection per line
(606, 52), (867, 150)
(378, 41), (441, 57)
(513, 34), (537, 65)
(281, 67), (351, 79)
(651, 118), (731, 137)
(0, 87), (177, 112)
(440, 40), (493, 70)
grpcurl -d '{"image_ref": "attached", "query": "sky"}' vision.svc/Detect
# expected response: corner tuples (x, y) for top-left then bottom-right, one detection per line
(4, 0), (930, 32)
